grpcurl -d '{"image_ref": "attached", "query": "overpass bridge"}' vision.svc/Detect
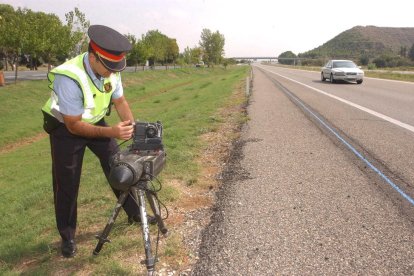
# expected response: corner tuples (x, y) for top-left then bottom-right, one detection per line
(230, 57), (309, 65)
(231, 56), (278, 62)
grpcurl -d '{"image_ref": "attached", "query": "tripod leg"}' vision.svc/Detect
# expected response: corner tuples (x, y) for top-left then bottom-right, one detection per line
(93, 192), (128, 255)
(146, 190), (169, 237)
(131, 186), (156, 274)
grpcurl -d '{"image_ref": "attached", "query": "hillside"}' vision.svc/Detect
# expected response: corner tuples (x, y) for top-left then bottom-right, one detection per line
(300, 26), (414, 59)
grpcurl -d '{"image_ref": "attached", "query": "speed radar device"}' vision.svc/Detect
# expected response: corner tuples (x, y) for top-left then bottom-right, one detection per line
(93, 121), (168, 276)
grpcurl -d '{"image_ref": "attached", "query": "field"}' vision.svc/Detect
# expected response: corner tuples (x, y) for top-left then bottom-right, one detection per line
(0, 66), (250, 275)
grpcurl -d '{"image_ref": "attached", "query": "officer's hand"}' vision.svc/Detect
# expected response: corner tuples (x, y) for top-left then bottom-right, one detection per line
(112, 120), (134, 140)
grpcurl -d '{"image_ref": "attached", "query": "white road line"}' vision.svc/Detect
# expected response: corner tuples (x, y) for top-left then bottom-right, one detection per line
(276, 77), (414, 206)
(259, 66), (414, 134)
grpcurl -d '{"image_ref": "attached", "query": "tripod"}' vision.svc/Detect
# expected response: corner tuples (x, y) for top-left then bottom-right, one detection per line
(93, 180), (169, 275)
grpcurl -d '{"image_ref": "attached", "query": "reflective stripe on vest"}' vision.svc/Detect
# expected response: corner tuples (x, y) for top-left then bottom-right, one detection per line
(42, 53), (120, 124)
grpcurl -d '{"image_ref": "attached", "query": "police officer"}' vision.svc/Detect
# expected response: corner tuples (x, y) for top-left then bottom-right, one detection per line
(42, 25), (151, 258)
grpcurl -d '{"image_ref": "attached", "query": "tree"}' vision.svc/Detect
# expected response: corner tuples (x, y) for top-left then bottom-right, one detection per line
(0, 6), (30, 81)
(126, 34), (139, 69)
(210, 31), (225, 65)
(222, 58), (232, 69)
(409, 43), (414, 61)
(37, 13), (72, 71)
(191, 47), (203, 65)
(182, 46), (192, 65)
(199, 28), (225, 66)
(0, 5), (83, 77)
(0, 4), (16, 70)
(65, 7), (90, 57)
(24, 11), (72, 71)
(278, 51), (297, 65)
(182, 46), (202, 66)
(143, 30), (168, 66)
(400, 46), (407, 57)
(165, 38), (179, 65)
(24, 10), (44, 70)
(199, 28), (212, 65)
(359, 54), (369, 66)
(142, 30), (180, 68)
(126, 34), (150, 71)
(136, 38), (150, 70)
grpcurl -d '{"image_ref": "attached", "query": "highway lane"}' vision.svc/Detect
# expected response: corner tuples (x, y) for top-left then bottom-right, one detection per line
(255, 64), (414, 214)
(257, 65), (414, 126)
(193, 65), (414, 274)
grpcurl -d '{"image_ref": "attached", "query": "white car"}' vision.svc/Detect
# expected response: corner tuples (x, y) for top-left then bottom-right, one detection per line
(321, 60), (364, 84)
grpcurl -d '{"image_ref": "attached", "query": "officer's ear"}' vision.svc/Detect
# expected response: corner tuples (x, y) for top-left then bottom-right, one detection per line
(89, 52), (96, 62)
(89, 52), (100, 66)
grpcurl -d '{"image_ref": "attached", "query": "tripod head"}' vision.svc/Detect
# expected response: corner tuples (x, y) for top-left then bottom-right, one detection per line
(108, 121), (166, 192)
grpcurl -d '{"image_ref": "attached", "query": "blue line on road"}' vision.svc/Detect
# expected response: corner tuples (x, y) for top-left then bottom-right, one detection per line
(279, 79), (414, 207)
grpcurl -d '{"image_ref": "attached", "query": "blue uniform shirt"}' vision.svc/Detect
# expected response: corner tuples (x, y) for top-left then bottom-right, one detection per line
(53, 53), (123, 116)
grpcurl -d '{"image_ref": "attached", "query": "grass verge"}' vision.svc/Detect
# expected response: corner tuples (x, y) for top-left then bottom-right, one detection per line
(0, 66), (250, 275)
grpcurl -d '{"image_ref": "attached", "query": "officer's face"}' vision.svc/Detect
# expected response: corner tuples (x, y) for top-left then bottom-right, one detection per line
(90, 53), (114, 78)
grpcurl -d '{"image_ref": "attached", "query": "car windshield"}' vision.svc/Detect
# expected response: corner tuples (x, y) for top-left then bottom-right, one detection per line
(332, 61), (357, 68)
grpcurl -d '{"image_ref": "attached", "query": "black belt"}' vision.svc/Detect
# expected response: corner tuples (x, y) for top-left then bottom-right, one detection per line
(42, 110), (63, 134)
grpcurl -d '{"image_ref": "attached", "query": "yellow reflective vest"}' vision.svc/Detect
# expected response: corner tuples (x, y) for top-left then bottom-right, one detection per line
(42, 53), (120, 124)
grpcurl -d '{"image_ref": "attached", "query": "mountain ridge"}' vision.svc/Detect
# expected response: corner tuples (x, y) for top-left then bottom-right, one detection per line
(300, 25), (414, 59)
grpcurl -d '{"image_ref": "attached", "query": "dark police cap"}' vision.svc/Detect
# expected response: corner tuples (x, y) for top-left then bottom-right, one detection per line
(88, 25), (132, 72)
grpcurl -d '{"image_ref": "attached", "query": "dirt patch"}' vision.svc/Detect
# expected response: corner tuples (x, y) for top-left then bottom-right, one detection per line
(0, 132), (47, 155)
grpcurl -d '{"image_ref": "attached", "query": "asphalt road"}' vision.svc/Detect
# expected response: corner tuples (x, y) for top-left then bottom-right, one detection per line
(192, 64), (414, 275)
(2, 66), (179, 83)
(3, 70), (48, 82)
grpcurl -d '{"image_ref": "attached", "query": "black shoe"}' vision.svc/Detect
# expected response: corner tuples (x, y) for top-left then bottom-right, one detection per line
(61, 239), (77, 258)
(128, 214), (157, 225)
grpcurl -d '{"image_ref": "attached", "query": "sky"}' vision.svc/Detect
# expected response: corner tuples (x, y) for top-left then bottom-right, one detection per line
(1, 0), (413, 57)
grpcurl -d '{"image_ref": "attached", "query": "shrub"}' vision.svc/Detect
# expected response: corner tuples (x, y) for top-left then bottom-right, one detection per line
(367, 63), (377, 70)
(359, 55), (369, 66)
(409, 43), (414, 61)
(278, 51), (297, 65)
(373, 57), (386, 68)
(301, 58), (325, 67)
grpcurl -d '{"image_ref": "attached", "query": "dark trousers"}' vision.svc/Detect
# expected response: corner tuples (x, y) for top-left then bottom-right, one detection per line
(49, 120), (139, 241)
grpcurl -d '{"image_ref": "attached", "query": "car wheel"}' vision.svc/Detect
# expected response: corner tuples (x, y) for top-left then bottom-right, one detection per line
(356, 80), (363, 84)
(330, 74), (335, 83)
(321, 72), (325, 81)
